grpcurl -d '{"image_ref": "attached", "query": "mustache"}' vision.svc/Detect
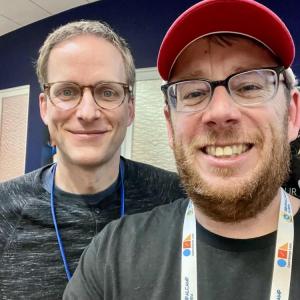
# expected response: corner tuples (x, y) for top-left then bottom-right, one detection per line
(186, 127), (264, 150)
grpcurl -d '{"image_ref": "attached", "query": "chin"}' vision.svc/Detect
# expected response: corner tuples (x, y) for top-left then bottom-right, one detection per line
(63, 152), (111, 169)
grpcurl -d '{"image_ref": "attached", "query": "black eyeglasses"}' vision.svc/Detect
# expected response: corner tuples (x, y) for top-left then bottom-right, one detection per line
(43, 81), (133, 110)
(161, 66), (285, 113)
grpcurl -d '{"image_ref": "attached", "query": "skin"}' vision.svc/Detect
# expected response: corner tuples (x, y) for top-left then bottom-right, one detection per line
(164, 37), (300, 238)
(39, 35), (134, 194)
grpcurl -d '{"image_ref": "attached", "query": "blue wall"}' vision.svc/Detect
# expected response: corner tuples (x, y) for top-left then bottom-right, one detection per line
(0, 0), (299, 172)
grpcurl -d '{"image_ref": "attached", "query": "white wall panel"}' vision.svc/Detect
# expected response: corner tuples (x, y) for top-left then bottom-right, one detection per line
(0, 86), (29, 182)
(131, 74), (177, 172)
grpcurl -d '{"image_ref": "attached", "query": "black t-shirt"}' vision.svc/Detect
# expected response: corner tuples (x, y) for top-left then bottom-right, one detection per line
(64, 197), (300, 300)
(0, 158), (185, 299)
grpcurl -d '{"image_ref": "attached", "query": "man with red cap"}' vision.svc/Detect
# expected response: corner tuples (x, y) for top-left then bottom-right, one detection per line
(64, 1), (300, 299)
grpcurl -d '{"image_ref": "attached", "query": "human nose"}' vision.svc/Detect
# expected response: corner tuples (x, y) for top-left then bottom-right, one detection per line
(76, 88), (101, 121)
(201, 86), (241, 128)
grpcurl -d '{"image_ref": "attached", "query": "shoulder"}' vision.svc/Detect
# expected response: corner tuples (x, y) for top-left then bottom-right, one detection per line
(123, 157), (184, 189)
(93, 198), (189, 250)
(122, 197), (188, 229)
(0, 166), (50, 245)
(0, 165), (50, 208)
(123, 157), (178, 179)
(0, 166), (45, 192)
(122, 157), (186, 203)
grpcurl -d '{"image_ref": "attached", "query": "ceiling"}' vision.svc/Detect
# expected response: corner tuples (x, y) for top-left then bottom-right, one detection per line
(0, 0), (99, 36)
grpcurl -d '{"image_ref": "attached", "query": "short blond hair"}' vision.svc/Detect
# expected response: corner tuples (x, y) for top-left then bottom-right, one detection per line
(35, 20), (135, 89)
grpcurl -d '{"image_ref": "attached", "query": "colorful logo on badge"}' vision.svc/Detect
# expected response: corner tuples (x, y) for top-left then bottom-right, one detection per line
(277, 243), (288, 267)
(183, 234), (192, 256)
(282, 212), (292, 222)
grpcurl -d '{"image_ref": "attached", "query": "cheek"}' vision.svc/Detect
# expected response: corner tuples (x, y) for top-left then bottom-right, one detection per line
(244, 103), (286, 137)
(46, 109), (70, 130)
(173, 115), (201, 143)
(111, 106), (131, 126)
(268, 106), (289, 139)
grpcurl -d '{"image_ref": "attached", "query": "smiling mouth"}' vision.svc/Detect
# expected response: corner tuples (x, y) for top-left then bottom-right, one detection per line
(71, 130), (107, 135)
(202, 144), (253, 158)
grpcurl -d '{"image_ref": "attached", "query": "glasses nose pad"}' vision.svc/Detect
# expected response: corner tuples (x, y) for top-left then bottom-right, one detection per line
(169, 88), (177, 107)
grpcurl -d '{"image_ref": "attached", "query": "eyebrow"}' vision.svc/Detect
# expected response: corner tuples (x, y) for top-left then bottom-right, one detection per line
(172, 64), (272, 81)
(172, 70), (206, 81)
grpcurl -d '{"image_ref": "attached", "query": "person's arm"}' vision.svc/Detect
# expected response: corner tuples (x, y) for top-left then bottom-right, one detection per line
(63, 236), (103, 300)
(0, 181), (25, 256)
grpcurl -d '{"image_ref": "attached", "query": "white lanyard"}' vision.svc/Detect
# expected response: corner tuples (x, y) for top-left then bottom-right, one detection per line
(181, 188), (294, 300)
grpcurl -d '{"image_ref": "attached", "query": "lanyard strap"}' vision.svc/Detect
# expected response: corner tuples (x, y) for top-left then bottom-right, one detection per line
(181, 200), (197, 300)
(181, 189), (294, 300)
(270, 189), (294, 299)
(50, 162), (125, 281)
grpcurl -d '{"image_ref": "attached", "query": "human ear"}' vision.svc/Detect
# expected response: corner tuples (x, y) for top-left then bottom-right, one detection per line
(39, 93), (48, 125)
(164, 105), (175, 149)
(287, 88), (300, 142)
(127, 96), (135, 127)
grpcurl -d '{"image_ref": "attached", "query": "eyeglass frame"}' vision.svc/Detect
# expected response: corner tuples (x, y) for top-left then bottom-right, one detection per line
(161, 66), (286, 112)
(43, 81), (133, 110)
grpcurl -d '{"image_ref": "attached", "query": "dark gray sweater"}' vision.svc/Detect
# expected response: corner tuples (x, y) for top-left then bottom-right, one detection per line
(0, 158), (185, 299)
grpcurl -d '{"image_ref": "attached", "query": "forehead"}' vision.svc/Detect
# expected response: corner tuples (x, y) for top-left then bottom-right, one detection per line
(170, 35), (280, 81)
(47, 34), (126, 82)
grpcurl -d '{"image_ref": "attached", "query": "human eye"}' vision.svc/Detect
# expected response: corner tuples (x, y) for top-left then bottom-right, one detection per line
(103, 89), (114, 97)
(95, 83), (122, 101)
(234, 81), (264, 99)
(53, 84), (79, 101)
(237, 82), (263, 92)
(183, 90), (207, 100)
(179, 82), (209, 106)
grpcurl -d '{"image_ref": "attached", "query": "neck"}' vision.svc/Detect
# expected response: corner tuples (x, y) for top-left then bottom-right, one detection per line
(54, 156), (121, 195)
(194, 190), (300, 239)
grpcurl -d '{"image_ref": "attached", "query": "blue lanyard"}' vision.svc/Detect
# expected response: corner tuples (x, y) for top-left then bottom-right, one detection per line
(50, 162), (125, 281)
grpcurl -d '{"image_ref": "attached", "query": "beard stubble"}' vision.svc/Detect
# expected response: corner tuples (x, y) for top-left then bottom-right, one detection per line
(173, 119), (290, 223)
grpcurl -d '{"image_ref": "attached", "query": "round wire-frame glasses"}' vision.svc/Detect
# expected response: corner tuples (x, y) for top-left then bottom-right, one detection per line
(43, 81), (133, 110)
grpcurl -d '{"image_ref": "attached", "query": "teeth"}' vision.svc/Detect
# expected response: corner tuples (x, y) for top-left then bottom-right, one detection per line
(216, 147), (224, 156)
(232, 145), (238, 155)
(208, 146), (216, 156)
(205, 144), (249, 157)
(223, 146), (232, 156)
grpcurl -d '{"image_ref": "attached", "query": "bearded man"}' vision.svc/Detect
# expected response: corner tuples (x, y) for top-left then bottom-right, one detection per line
(64, 1), (300, 299)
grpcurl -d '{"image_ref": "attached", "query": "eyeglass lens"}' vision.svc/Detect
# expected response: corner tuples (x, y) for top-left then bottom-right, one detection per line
(49, 82), (126, 110)
(168, 69), (278, 112)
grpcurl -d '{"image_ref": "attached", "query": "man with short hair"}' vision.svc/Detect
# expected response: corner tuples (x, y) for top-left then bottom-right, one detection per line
(0, 20), (185, 299)
(63, 1), (300, 299)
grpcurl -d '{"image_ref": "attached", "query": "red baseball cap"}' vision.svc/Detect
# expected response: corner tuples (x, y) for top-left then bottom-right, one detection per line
(157, 0), (295, 81)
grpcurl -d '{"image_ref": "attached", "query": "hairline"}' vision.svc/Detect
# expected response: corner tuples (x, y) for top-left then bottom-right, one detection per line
(35, 21), (136, 91)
